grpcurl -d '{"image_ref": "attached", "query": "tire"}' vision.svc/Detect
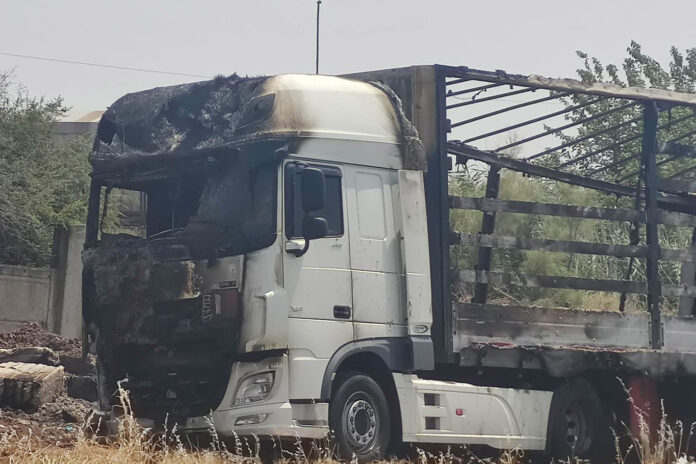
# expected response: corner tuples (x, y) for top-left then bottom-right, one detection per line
(547, 378), (614, 464)
(330, 372), (391, 462)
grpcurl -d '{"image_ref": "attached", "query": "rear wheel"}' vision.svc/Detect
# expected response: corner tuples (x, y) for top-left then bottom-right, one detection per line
(547, 379), (614, 464)
(330, 372), (391, 462)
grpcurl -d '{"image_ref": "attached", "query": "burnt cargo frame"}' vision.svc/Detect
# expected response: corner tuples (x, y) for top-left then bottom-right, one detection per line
(350, 65), (696, 373)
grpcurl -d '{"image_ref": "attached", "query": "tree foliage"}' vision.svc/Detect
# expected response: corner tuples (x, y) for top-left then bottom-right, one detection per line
(0, 71), (91, 266)
(555, 41), (696, 182)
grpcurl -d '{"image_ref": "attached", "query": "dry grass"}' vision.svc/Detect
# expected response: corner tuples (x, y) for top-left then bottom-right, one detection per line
(0, 385), (695, 464)
(613, 398), (696, 464)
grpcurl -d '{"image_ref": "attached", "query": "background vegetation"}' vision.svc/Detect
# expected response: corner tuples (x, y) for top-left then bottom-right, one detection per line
(0, 70), (91, 266)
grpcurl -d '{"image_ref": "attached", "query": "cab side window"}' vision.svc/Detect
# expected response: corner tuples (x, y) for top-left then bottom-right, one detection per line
(285, 163), (343, 239)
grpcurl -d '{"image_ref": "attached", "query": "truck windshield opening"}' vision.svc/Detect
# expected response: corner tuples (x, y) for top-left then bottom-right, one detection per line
(91, 157), (278, 257)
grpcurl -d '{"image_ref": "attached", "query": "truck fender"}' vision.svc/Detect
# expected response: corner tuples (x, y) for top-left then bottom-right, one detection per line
(319, 336), (433, 401)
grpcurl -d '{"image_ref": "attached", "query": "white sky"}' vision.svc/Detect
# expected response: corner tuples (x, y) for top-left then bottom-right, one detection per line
(0, 0), (693, 119)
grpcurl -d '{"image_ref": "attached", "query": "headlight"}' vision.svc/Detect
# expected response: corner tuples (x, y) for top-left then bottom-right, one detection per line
(235, 414), (268, 426)
(234, 371), (275, 405)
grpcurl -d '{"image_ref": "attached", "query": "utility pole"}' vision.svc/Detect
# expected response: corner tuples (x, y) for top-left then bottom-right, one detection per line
(315, 0), (321, 74)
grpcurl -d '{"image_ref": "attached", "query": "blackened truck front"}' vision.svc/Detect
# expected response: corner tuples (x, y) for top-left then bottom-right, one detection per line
(82, 75), (283, 422)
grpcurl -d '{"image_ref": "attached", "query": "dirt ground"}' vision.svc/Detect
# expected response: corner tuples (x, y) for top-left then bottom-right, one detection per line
(0, 322), (82, 358)
(0, 396), (94, 448)
(0, 323), (96, 448)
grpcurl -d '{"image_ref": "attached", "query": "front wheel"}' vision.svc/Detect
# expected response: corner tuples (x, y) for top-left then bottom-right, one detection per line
(330, 372), (391, 462)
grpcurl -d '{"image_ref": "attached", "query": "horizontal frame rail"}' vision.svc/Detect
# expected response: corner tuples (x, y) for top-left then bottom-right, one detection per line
(447, 142), (696, 213)
(446, 87), (535, 110)
(453, 270), (696, 297)
(560, 113), (696, 170)
(524, 116), (642, 161)
(492, 101), (636, 152)
(458, 97), (603, 142)
(453, 233), (695, 262)
(450, 92), (574, 129)
(446, 82), (506, 98)
(659, 178), (696, 193)
(439, 65), (696, 109)
(449, 196), (696, 228)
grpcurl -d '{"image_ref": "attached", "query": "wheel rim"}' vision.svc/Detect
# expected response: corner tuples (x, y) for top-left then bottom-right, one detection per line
(343, 392), (378, 452)
(564, 402), (591, 454)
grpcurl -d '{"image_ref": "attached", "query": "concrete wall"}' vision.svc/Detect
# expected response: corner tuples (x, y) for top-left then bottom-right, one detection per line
(0, 226), (84, 338)
(55, 226), (84, 339)
(0, 265), (54, 333)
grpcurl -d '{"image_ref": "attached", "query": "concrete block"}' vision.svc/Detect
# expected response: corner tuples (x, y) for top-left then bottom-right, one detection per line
(0, 362), (64, 411)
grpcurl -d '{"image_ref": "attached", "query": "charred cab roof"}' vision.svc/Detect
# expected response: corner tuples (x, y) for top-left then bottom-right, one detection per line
(90, 73), (404, 174)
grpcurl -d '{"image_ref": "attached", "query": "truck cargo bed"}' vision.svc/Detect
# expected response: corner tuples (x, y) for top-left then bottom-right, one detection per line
(352, 65), (696, 371)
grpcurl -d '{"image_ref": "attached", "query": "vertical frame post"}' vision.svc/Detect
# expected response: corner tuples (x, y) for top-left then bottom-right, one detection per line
(432, 66), (452, 362)
(642, 102), (663, 349)
(85, 179), (102, 247)
(472, 166), (500, 304)
(404, 65), (452, 363)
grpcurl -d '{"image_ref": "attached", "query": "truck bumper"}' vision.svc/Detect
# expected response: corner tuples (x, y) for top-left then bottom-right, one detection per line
(175, 353), (329, 440)
(179, 401), (329, 439)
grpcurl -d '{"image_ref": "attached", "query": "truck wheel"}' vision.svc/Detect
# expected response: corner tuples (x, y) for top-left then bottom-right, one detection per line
(330, 372), (391, 462)
(547, 379), (613, 464)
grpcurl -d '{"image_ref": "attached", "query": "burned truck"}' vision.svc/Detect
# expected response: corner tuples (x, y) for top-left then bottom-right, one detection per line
(84, 66), (696, 462)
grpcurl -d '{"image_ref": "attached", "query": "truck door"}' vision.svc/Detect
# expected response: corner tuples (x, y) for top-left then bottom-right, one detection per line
(344, 167), (407, 339)
(282, 161), (353, 354)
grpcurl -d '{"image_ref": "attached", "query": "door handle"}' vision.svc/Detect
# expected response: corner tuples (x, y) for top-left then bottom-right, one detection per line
(333, 305), (351, 319)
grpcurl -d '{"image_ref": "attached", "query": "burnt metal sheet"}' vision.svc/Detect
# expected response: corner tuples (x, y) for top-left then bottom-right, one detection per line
(455, 305), (696, 375)
(458, 343), (696, 377)
(454, 303), (650, 350)
(663, 316), (696, 352)
(90, 75), (267, 170)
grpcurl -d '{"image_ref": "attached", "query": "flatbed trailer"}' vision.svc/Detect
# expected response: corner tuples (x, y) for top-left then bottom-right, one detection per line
(350, 66), (696, 378)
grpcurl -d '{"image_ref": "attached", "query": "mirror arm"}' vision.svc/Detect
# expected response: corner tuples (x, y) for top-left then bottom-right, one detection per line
(288, 237), (311, 257)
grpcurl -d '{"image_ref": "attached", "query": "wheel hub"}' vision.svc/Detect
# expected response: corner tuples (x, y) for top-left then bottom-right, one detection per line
(346, 398), (376, 447)
(564, 404), (590, 453)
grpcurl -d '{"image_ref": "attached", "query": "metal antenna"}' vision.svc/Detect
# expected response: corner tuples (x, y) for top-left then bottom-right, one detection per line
(315, 0), (322, 74)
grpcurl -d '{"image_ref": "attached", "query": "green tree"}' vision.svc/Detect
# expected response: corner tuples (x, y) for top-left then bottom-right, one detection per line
(556, 41), (696, 183)
(0, 71), (91, 266)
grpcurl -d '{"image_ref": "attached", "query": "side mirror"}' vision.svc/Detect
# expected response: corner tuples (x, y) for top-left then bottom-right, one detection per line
(303, 216), (328, 240)
(301, 168), (325, 212)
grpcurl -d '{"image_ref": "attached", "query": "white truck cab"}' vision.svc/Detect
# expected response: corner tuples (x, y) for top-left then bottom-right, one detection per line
(183, 74), (550, 456)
